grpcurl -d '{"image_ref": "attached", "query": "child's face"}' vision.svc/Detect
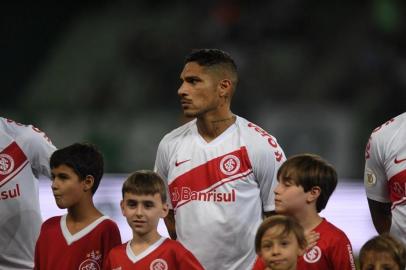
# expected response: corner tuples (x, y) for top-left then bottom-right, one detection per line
(260, 225), (304, 270)
(51, 164), (87, 209)
(361, 250), (400, 270)
(121, 192), (169, 238)
(274, 178), (308, 215)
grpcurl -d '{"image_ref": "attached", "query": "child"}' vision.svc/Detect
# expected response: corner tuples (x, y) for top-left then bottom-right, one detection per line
(253, 215), (307, 270)
(359, 233), (406, 270)
(274, 153), (356, 270)
(34, 143), (121, 270)
(104, 170), (204, 270)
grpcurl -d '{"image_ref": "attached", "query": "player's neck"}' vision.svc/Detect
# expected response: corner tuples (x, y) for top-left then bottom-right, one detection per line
(66, 200), (102, 234)
(196, 111), (236, 142)
(131, 230), (162, 255)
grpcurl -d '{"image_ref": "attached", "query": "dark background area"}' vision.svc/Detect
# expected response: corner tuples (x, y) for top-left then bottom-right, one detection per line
(2, 1), (405, 177)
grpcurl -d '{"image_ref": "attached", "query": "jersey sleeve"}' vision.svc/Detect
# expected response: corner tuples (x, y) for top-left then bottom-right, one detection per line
(364, 132), (390, 203)
(176, 243), (205, 270)
(154, 137), (172, 208)
(101, 221), (122, 268)
(246, 130), (285, 212)
(18, 124), (56, 179)
(327, 233), (356, 270)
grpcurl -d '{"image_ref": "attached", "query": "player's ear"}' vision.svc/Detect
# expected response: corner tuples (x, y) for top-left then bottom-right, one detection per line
(83, 175), (94, 193)
(218, 79), (232, 97)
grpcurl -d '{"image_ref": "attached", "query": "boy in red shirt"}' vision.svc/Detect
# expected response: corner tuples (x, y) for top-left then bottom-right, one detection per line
(274, 153), (356, 270)
(34, 143), (121, 270)
(104, 170), (204, 270)
(253, 215), (307, 270)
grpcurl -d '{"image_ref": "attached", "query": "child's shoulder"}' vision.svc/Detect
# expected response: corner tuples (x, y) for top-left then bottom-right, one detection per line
(42, 215), (63, 227)
(318, 219), (350, 243)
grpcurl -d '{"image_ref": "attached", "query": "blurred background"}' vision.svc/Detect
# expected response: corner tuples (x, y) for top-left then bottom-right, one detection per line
(2, 0), (406, 178)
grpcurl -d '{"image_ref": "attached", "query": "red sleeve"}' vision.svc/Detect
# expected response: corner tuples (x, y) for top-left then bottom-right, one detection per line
(101, 221), (122, 269)
(34, 224), (46, 270)
(252, 256), (266, 270)
(328, 233), (356, 270)
(176, 243), (205, 270)
(102, 251), (112, 270)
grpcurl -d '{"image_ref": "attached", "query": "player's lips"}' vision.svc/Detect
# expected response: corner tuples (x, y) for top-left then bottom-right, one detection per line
(180, 99), (192, 105)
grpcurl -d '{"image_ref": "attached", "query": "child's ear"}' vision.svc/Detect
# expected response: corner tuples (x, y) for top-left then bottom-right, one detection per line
(120, 200), (125, 216)
(161, 202), (169, 218)
(306, 186), (321, 203)
(83, 175), (94, 192)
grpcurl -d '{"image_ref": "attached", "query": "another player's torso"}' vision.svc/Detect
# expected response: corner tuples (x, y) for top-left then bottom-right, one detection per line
(0, 123), (41, 269)
(37, 215), (115, 270)
(163, 117), (275, 269)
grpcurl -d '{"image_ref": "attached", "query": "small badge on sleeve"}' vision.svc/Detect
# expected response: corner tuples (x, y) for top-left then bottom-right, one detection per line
(364, 168), (377, 187)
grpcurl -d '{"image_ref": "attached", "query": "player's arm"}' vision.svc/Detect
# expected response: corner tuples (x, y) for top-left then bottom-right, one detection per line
(154, 139), (177, 239)
(164, 210), (177, 240)
(367, 198), (392, 234)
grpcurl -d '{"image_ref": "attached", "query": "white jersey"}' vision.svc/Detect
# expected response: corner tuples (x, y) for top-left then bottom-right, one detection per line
(364, 112), (406, 246)
(154, 116), (285, 270)
(0, 118), (56, 270)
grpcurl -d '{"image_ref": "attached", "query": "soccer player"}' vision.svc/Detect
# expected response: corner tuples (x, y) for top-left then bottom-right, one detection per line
(359, 233), (406, 270)
(0, 117), (56, 270)
(253, 215), (307, 270)
(104, 170), (204, 270)
(364, 112), (406, 246)
(154, 48), (285, 269)
(274, 153), (356, 270)
(34, 143), (121, 270)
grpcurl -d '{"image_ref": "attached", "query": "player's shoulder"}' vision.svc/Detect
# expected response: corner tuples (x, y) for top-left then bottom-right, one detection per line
(159, 119), (196, 145)
(236, 116), (283, 153)
(369, 112), (406, 139)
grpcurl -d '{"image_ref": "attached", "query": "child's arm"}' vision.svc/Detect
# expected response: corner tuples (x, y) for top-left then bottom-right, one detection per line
(328, 234), (356, 270)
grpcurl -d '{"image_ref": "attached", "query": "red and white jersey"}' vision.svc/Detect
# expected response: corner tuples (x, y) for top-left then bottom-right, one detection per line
(34, 215), (121, 270)
(297, 219), (356, 270)
(0, 117), (56, 270)
(364, 112), (406, 246)
(154, 116), (285, 270)
(104, 237), (204, 270)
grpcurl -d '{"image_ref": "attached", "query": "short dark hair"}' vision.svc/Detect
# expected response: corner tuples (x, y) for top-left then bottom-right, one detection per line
(185, 48), (238, 86)
(50, 143), (104, 194)
(122, 170), (167, 203)
(255, 215), (307, 253)
(277, 153), (337, 212)
(359, 233), (406, 269)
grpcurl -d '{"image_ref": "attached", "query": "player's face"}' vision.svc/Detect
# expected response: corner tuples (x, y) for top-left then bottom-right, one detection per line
(51, 165), (86, 209)
(121, 192), (169, 238)
(274, 179), (308, 215)
(260, 225), (303, 270)
(178, 62), (222, 118)
(361, 251), (400, 270)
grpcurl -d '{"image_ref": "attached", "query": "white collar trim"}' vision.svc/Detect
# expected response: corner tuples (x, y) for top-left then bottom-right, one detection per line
(126, 237), (166, 263)
(60, 214), (109, 245)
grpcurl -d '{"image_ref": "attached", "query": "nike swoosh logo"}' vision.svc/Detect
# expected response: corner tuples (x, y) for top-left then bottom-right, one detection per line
(175, 159), (190, 167)
(394, 157), (406, 164)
